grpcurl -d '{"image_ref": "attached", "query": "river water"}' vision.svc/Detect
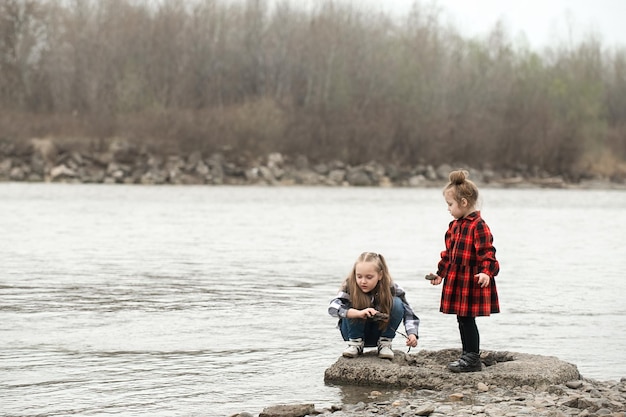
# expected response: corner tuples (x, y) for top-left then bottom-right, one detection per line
(1, 183), (625, 417)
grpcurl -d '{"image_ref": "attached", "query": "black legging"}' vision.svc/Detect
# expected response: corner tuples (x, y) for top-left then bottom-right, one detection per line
(457, 316), (479, 353)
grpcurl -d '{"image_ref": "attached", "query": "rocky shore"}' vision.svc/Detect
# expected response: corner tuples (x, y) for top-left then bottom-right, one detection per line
(233, 349), (625, 417)
(2, 138), (626, 189)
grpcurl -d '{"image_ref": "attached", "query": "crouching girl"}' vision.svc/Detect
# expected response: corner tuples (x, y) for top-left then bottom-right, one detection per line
(328, 252), (419, 359)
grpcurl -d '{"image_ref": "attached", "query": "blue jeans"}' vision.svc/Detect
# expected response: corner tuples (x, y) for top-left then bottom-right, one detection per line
(339, 296), (404, 347)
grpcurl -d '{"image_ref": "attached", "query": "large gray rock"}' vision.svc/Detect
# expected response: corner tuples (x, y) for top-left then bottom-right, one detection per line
(324, 349), (580, 390)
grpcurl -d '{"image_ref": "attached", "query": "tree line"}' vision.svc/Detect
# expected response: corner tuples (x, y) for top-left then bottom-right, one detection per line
(1, 0), (625, 180)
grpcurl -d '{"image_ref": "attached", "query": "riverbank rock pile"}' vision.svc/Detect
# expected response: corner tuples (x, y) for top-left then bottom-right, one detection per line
(236, 349), (625, 417)
(2, 138), (626, 189)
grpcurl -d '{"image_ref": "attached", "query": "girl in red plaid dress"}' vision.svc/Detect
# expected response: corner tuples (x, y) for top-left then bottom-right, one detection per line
(429, 170), (500, 372)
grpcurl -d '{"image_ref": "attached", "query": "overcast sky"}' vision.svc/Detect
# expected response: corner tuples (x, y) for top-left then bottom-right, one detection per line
(352, 0), (626, 48)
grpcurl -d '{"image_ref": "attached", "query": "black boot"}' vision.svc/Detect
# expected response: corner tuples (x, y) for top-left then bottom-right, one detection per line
(448, 351), (467, 368)
(448, 352), (481, 373)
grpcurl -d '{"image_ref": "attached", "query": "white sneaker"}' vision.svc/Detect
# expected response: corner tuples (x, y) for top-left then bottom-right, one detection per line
(377, 337), (394, 359)
(342, 338), (364, 358)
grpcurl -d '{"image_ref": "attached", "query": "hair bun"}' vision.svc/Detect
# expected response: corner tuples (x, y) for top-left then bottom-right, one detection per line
(449, 169), (468, 185)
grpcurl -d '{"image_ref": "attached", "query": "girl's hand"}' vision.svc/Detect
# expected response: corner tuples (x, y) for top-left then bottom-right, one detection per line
(475, 273), (490, 288)
(406, 334), (418, 348)
(430, 275), (443, 285)
(359, 308), (378, 319)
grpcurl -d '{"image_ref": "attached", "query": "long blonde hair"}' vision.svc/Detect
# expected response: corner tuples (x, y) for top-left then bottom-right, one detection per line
(342, 252), (394, 329)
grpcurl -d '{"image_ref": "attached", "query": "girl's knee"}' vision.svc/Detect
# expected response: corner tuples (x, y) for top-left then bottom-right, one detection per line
(391, 296), (403, 313)
(389, 297), (404, 325)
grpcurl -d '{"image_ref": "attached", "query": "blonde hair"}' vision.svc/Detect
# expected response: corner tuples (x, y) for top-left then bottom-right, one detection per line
(443, 169), (479, 208)
(342, 252), (394, 329)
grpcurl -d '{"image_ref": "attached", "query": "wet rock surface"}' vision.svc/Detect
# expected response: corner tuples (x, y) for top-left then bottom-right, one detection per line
(233, 350), (626, 417)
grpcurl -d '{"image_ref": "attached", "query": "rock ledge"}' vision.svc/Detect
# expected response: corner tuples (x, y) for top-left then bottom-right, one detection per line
(324, 348), (580, 390)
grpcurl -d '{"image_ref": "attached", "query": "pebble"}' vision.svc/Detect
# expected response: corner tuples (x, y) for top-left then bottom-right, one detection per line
(477, 382), (489, 392)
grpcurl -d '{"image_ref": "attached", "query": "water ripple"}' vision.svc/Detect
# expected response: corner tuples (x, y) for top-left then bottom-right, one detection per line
(1, 185), (625, 417)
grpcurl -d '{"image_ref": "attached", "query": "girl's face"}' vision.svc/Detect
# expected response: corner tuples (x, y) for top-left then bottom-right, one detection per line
(444, 189), (469, 219)
(355, 261), (382, 294)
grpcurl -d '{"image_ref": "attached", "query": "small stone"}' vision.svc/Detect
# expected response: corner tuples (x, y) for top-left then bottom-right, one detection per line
(610, 400), (625, 409)
(548, 385), (566, 395)
(259, 403), (315, 417)
(561, 397), (580, 408)
(415, 404), (436, 416)
(591, 388), (604, 398)
(477, 382), (489, 392)
(346, 402), (367, 412)
(566, 380), (584, 389)
(449, 392), (464, 401)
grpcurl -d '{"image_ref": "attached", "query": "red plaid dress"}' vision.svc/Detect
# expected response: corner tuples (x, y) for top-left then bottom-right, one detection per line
(437, 211), (500, 317)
